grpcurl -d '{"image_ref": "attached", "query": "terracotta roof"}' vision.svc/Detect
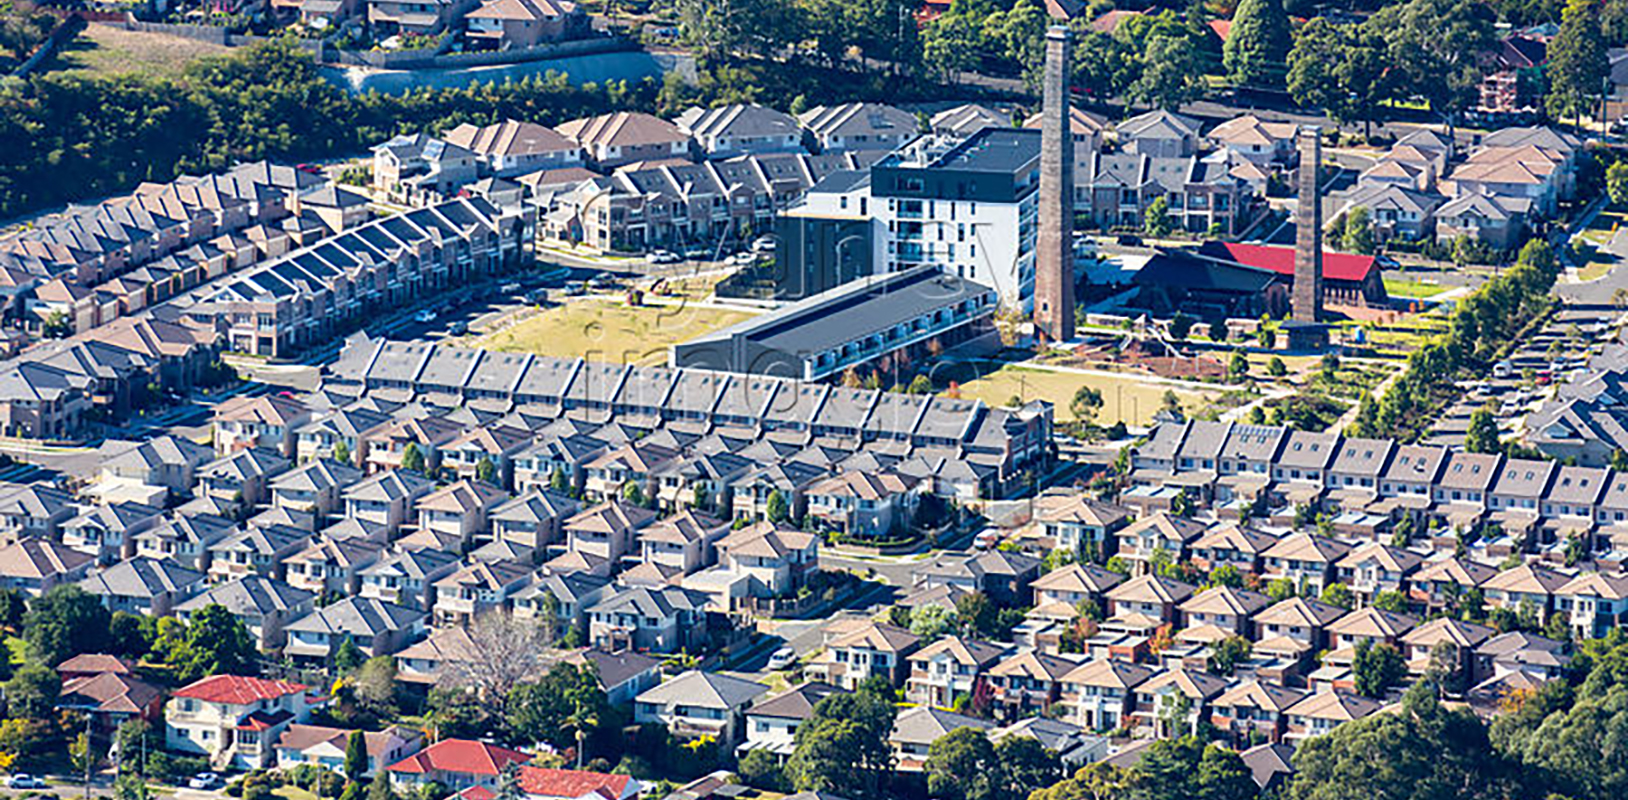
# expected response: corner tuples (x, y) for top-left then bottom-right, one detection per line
(57, 654), (135, 676)
(386, 739), (529, 776)
(517, 767), (630, 799)
(173, 675), (308, 705)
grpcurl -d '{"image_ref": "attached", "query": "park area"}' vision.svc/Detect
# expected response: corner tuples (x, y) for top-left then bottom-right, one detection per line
(956, 364), (1222, 424)
(465, 298), (756, 367)
(48, 24), (228, 79)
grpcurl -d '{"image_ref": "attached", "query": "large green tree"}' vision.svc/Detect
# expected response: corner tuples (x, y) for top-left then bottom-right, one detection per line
(1548, 0), (1610, 122)
(1365, 0), (1495, 121)
(22, 584), (112, 665)
(1288, 682), (1523, 800)
(924, 726), (997, 800)
(1224, 0), (1292, 87)
(784, 684), (897, 798)
(2, 662), (60, 718)
(505, 663), (610, 754)
(171, 603), (260, 682)
(1130, 33), (1207, 110)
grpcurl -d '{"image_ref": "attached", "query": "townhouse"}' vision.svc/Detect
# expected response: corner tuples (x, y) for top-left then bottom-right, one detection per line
(905, 636), (1007, 709)
(284, 597), (428, 665)
(633, 670), (767, 747)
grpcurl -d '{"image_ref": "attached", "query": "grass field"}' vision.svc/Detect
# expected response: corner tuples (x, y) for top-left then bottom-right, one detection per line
(1383, 276), (1453, 298)
(957, 365), (1221, 424)
(274, 787), (319, 800)
(49, 24), (228, 79)
(468, 299), (756, 366)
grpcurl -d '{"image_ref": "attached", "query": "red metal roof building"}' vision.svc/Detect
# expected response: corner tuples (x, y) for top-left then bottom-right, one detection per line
(1195, 241), (1389, 308)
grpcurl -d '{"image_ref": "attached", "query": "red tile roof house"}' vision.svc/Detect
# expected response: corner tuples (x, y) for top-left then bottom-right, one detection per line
(164, 675), (325, 770)
(518, 766), (641, 800)
(385, 739), (530, 792)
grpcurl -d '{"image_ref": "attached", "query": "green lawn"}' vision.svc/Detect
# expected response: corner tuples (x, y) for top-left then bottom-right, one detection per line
(49, 23), (228, 79)
(1383, 276), (1452, 298)
(466, 299), (756, 366)
(275, 786), (319, 800)
(958, 364), (1221, 424)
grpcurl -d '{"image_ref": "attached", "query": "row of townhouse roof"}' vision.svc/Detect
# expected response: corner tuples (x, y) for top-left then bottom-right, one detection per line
(0, 162), (333, 335)
(319, 336), (1052, 489)
(1019, 496), (1628, 641)
(1331, 125), (1582, 251)
(1132, 418), (1628, 550)
(167, 196), (523, 360)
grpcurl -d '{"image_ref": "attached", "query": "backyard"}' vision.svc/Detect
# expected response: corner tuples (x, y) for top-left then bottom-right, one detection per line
(464, 298), (756, 366)
(48, 24), (228, 78)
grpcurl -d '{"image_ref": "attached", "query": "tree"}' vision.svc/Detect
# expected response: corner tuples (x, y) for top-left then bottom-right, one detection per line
(1267, 356), (1287, 377)
(1070, 386), (1104, 424)
(1343, 207), (1376, 254)
(1161, 389), (1183, 417)
(909, 605), (956, 641)
(766, 489), (790, 523)
(22, 584), (112, 665)
(908, 374), (933, 395)
(366, 777), (397, 800)
(1352, 639), (1407, 699)
(353, 655), (400, 716)
(1465, 408), (1502, 454)
(1321, 582), (1354, 609)
(475, 456), (498, 485)
(1288, 19), (1392, 135)
(1, 662), (59, 718)
(955, 592), (997, 639)
(1548, 0), (1609, 123)
(443, 611), (554, 710)
(333, 440), (352, 465)
(1228, 351), (1250, 382)
(548, 466), (569, 492)
(334, 637), (364, 672)
(1209, 636), (1253, 676)
(170, 603), (259, 683)
(621, 480), (646, 507)
(1131, 33), (1207, 110)
(992, 735), (1062, 798)
(922, 6), (980, 83)
(1225, 0), (1291, 87)
(109, 610), (151, 657)
(736, 748), (786, 791)
(344, 730), (367, 782)
(1374, 590), (1409, 613)
(1289, 682), (1521, 800)
(400, 443), (425, 473)
(505, 663), (609, 755)
(925, 726), (996, 800)
(785, 684), (897, 799)
(1366, 0), (1494, 122)
(0, 587), (24, 631)
(1609, 160), (1628, 207)
(1143, 195), (1173, 238)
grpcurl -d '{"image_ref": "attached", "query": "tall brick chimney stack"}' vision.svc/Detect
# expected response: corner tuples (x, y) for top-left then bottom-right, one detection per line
(1034, 25), (1075, 344)
(1291, 126), (1324, 324)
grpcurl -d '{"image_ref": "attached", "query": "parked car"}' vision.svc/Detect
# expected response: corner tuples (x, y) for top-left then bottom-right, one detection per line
(973, 530), (1000, 551)
(7, 775), (45, 789)
(413, 309), (437, 324)
(752, 236), (777, 252)
(729, 252), (757, 266)
(649, 249), (680, 264)
(500, 282), (522, 294)
(766, 646), (796, 670)
(1115, 234), (1144, 246)
(448, 321), (468, 336)
(189, 774), (223, 790)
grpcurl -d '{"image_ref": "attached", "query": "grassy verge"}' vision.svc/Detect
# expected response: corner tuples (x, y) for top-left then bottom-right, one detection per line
(1383, 276), (1452, 298)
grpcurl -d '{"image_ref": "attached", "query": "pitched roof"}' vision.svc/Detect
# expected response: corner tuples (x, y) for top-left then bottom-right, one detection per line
(386, 739), (530, 776)
(748, 681), (846, 721)
(173, 674), (307, 705)
(444, 119), (579, 157)
(634, 669), (767, 710)
(556, 112), (687, 149)
(1196, 241), (1381, 283)
(517, 767), (632, 800)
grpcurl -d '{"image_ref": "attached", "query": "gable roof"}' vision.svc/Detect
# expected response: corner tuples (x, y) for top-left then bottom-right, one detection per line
(386, 739), (530, 776)
(173, 674), (307, 705)
(635, 669), (767, 710)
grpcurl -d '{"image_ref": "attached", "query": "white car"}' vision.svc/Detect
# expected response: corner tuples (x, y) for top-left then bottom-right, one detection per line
(188, 773), (223, 790)
(413, 309), (437, 324)
(752, 236), (777, 252)
(7, 774), (46, 789)
(765, 646), (796, 671)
